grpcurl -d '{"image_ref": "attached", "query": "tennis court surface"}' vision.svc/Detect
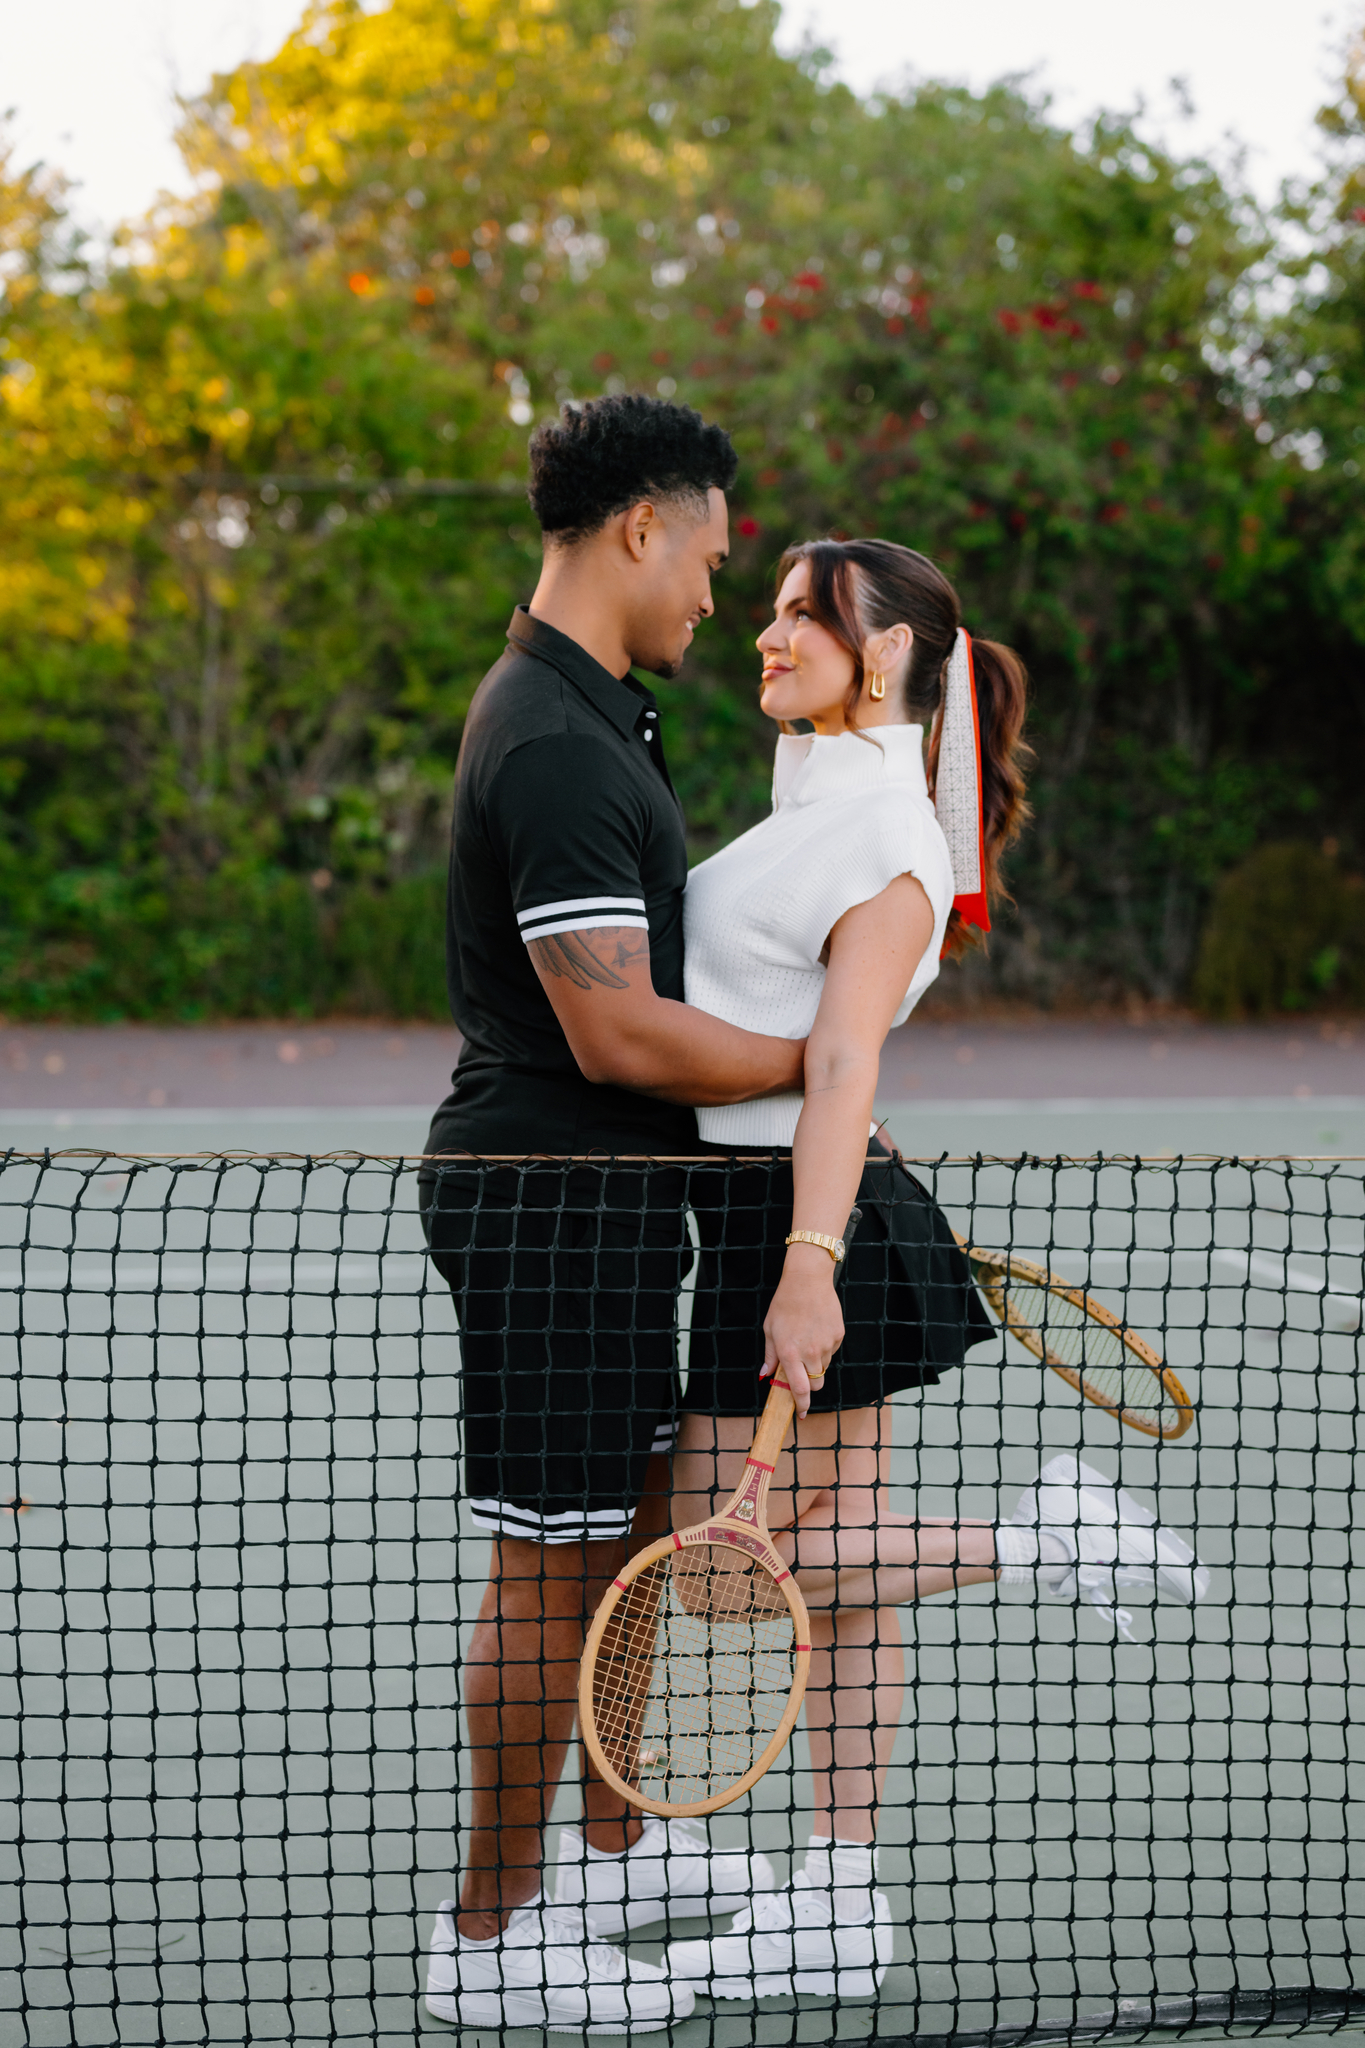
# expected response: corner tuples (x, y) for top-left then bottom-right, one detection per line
(3, 1105), (1364, 2048)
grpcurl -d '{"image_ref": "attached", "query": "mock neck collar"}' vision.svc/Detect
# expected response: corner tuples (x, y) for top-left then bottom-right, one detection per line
(772, 724), (928, 810)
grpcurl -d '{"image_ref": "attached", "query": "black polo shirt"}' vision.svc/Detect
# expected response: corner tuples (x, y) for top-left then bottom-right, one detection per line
(427, 606), (698, 1156)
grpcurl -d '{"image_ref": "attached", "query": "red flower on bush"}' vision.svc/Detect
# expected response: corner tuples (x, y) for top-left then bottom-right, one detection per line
(793, 271), (824, 291)
(348, 272), (372, 295)
(738, 516), (760, 537)
(998, 309), (1022, 335)
(1073, 281), (1106, 300)
(1030, 302), (1085, 338)
(761, 315), (780, 334)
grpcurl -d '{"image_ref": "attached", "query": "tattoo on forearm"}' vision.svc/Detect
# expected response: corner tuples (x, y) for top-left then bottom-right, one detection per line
(529, 925), (650, 991)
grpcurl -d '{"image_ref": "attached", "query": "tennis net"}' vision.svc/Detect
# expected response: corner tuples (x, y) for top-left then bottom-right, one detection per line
(2, 1147), (1364, 2048)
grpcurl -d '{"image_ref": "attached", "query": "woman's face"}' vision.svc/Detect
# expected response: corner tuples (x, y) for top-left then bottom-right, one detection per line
(756, 561), (857, 734)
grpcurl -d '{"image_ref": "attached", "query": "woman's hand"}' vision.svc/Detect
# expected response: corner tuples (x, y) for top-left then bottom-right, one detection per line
(760, 1244), (844, 1417)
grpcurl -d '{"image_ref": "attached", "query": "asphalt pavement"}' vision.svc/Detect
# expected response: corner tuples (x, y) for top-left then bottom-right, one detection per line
(0, 1013), (1359, 1113)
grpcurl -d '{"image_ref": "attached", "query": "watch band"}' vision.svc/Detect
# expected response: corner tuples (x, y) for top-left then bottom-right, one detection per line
(785, 1230), (846, 1264)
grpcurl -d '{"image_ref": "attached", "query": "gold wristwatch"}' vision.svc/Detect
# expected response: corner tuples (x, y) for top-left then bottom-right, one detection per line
(785, 1230), (846, 1264)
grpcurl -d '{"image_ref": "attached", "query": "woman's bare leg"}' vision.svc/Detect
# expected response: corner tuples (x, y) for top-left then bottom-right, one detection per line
(805, 1603), (903, 1844)
(781, 1495), (999, 1609)
(671, 1402), (1000, 1612)
(672, 1403), (1001, 1852)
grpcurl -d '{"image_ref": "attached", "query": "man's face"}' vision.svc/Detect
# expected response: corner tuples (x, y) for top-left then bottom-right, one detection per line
(624, 487), (730, 678)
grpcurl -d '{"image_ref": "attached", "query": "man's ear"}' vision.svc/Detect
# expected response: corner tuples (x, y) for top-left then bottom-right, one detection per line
(622, 500), (658, 562)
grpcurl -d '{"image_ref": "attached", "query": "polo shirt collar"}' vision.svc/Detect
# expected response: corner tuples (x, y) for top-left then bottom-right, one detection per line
(508, 605), (655, 740)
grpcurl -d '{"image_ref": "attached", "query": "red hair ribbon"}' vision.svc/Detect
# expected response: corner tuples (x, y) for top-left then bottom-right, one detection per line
(933, 628), (990, 934)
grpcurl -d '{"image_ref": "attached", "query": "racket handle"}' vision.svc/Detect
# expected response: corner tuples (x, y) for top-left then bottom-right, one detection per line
(749, 1379), (798, 1468)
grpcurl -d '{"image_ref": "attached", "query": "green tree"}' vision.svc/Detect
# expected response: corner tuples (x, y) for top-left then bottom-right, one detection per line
(0, 0), (1353, 1016)
(1254, 24), (1365, 908)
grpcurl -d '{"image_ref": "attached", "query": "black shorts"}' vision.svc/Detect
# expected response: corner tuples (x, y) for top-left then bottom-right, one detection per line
(419, 1163), (690, 1544)
(681, 1145), (994, 1417)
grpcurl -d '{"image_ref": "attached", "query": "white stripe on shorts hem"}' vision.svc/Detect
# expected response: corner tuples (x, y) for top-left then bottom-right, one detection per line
(516, 896), (646, 926)
(520, 913), (649, 944)
(468, 1498), (635, 1544)
(651, 1422), (677, 1453)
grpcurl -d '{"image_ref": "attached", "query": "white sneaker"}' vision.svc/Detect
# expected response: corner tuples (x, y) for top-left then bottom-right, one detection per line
(665, 1876), (893, 1999)
(554, 1814), (777, 1937)
(425, 1894), (694, 2033)
(1014, 1454), (1211, 1640)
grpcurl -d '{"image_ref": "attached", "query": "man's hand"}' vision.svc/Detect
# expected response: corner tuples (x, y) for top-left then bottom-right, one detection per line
(528, 924), (805, 1108)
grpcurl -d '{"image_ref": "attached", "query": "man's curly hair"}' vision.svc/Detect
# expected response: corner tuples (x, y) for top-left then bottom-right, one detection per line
(527, 392), (738, 546)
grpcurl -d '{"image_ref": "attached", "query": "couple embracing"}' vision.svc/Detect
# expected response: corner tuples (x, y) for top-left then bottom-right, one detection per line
(419, 394), (1207, 2030)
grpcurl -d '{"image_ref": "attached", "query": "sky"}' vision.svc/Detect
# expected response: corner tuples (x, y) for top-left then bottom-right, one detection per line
(0, 0), (1354, 238)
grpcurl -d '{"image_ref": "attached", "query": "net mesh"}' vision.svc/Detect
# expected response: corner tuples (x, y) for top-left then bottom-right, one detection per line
(967, 1251), (1192, 1438)
(589, 1542), (798, 1810)
(3, 1146), (1365, 2048)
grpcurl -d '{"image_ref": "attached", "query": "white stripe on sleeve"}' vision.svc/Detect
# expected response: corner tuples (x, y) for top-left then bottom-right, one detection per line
(520, 913), (649, 944)
(516, 896), (646, 926)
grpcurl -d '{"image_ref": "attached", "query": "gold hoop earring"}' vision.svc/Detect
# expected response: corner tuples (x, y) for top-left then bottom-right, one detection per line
(869, 671), (886, 701)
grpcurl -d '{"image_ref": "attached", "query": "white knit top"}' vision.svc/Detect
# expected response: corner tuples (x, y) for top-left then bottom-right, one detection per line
(684, 723), (953, 1146)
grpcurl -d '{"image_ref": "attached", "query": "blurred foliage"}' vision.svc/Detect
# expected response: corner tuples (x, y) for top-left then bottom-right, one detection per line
(1193, 844), (1365, 1018)
(0, 0), (1362, 1018)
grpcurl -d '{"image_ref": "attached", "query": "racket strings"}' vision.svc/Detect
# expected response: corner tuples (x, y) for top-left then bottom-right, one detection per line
(981, 1268), (1182, 1431)
(589, 1544), (797, 1808)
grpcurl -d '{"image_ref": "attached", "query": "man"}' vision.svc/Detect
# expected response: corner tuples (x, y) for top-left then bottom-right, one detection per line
(421, 394), (805, 2032)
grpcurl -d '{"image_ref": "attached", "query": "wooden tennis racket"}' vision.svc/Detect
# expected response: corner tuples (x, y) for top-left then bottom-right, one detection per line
(579, 1376), (810, 1820)
(961, 1238), (1194, 1440)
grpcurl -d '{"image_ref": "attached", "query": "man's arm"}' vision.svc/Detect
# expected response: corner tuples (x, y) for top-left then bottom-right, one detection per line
(529, 925), (804, 1106)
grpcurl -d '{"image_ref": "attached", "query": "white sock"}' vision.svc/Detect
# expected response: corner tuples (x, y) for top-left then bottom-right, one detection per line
(994, 1521), (1073, 1585)
(801, 1834), (877, 1920)
(993, 1522), (1038, 1584)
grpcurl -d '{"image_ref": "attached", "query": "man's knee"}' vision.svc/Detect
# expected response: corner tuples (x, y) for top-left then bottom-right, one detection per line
(484, 1533), (626, 1616)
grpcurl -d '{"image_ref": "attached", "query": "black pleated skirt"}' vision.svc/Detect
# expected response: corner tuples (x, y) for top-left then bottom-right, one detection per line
(680, 1142), (994, 1416)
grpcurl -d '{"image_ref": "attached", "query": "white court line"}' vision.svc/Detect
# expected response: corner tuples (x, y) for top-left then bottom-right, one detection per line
(1, 1095), (1364, 1130)
(1211, 1248), (1364, 1332)
(0, 1254), (432, 1291)
(884, 1095), (1365, 1114)
(1055, 1244), (1365, 1335)
(1, 1104), (436, 1129)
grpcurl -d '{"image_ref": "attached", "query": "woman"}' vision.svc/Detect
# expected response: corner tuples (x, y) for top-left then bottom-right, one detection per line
(663, 540), (1209, 2002)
